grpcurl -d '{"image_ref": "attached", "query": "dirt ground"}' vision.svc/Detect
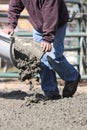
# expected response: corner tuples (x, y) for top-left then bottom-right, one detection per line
(0, 78), (87, 130)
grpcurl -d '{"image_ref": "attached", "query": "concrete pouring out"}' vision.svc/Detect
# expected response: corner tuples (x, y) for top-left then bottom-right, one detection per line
(0, 31), (43, 80)
(14, 37), (43, 81)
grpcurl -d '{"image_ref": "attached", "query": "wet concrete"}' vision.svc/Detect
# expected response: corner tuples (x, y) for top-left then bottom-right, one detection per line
(14, 38), (43, 81)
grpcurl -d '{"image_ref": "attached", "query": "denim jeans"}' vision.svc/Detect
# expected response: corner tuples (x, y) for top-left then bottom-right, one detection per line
(33, 24), (78, 98)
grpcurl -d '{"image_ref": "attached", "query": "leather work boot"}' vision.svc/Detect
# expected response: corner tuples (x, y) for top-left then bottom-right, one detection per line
(63, 74), (81, 98)
(35, 93), (61, 101)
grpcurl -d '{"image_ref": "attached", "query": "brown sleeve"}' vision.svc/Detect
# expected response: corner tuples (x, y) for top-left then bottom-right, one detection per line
(8, 0), (24, 29)
(41, 0), (59, 43)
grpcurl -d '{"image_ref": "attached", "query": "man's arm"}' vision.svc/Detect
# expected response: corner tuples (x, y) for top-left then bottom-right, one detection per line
(40, 0), (59, 52)
(41, 0), (59, 43)
(3, 0), (24, 35)
(8, 0), (24, 29)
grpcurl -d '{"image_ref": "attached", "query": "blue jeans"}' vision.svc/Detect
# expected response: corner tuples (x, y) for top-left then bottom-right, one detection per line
(33, 24), (78, 98)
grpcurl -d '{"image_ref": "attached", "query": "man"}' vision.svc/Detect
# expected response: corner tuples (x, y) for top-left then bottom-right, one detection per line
(3, 0), (80, 99)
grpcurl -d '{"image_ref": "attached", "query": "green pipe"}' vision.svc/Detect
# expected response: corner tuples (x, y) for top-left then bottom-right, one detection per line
(0, 72), (19, 78)
(66, 32), (87, 37)
(80, 75), (87, 80)
(15, 31), (87, 37)
(0, 72), (87, 80)
(15, 32), (33, 37)
(64, 0), (84, 5)
(0, 13), (28, 19)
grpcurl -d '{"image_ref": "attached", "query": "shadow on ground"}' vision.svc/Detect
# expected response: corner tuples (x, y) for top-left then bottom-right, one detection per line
(0, 90), (34, 100)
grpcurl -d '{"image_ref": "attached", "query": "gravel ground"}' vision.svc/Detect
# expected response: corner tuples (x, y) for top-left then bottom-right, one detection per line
(0, 79), (87, 130)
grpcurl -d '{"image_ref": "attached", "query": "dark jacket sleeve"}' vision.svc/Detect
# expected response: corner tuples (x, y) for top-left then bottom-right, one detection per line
(41, 0), (59, 43)
(8, 0), (24, 29)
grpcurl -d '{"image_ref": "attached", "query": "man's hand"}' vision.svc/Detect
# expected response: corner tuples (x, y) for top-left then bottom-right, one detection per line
(41, 41), (52, 52)
(3, 27), (14, 36)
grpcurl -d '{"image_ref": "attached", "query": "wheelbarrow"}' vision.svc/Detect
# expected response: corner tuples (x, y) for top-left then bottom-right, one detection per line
(0, 30), (16, 66)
